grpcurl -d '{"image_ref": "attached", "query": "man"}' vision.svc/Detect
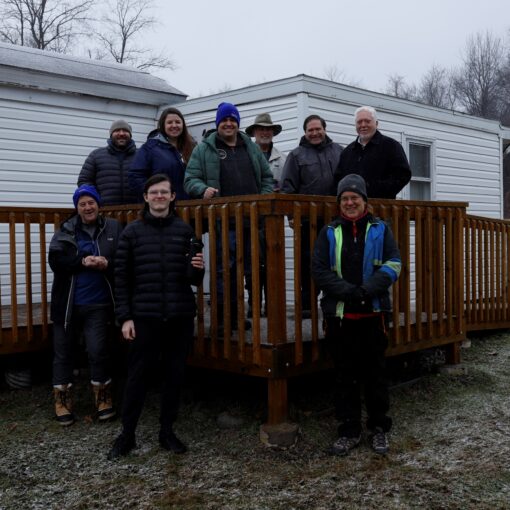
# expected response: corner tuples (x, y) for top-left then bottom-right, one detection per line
(335, 106), (411, 199)
(78, 119), (138, 205)
(245, 112), (287, 316)
(49, 185), (122, 426)
(245, 112), (287, 191)
(280, 114), (343, 315)
(108, 174), (205, 460)
(184, 102), (274, 330)
(312, 174), (401, 456)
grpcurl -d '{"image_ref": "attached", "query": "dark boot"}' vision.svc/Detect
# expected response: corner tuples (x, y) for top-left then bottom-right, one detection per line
(107, 432), (136, 460)
(159, 430), (187, 454)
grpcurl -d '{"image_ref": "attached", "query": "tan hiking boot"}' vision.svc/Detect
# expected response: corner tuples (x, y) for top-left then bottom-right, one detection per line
(53, 384), (75, 426)
(92, 380), (115, 421)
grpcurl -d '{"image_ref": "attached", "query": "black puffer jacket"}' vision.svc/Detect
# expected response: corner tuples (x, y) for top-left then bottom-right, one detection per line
(49, 215), (123, 325)
(114, 211), (204, 323)
(78, 140), (138, 205)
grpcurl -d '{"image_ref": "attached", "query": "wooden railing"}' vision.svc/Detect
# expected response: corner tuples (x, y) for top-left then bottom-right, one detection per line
(464, 214), (510, 330)
(1, 197), (509, 422)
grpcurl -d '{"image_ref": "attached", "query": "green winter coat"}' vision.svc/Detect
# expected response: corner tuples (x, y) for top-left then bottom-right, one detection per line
(183, 131), (274, 198)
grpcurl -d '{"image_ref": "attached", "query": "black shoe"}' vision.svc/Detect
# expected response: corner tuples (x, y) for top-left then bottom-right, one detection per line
(327, 435), (361, 456)
(301, 309), (311, 319)
(107, 433), (136, 460)
(159, 431), (187, 454)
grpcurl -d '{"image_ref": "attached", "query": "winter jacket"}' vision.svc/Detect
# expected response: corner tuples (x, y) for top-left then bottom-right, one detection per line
(312, 214), (401, 318)
(280, 135), (343, 196)
(49, 215), (123, 326)
(129, 131), (191, 201)
(266, 144), (287, 190)
(183, 131), (274, 198)
(78, 140), (138, 205)
(335, 130), (411, 199)
(114, 210), (205, 323)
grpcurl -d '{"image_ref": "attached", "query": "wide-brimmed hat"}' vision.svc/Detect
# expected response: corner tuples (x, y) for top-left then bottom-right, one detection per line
(245, 113), (282, 137)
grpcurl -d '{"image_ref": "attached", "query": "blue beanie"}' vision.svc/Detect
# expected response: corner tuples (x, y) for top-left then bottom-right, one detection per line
(73, 185), (102, 208)
(215, 102), (240, 127)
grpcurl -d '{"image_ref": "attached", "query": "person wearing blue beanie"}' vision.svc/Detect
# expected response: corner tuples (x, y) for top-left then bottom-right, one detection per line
(215, 102), (240, 127)
(73, 184), (102, 208)
(48, 182), (122, 427)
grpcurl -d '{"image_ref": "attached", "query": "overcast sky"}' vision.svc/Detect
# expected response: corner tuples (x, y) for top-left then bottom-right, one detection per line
(149, 0), (509, 99)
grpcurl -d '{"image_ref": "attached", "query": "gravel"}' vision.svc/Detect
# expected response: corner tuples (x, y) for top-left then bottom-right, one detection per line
(0, 331), (509, 509)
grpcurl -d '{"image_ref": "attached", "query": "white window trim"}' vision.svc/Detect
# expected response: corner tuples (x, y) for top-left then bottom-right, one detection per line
(401, 136), (436, 201)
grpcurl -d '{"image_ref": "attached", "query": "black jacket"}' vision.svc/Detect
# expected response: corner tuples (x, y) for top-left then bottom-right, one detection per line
(78, 140), (138, 205)
(312, 213), (401, 317)
(114, 211), (204, 323)
(281, 135), (343, 196)
(49, 215), (123, 325)
(335, 130), (411, 199)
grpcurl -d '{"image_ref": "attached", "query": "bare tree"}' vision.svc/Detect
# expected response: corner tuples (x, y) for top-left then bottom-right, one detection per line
(0, 0), (94, 52)
(384, 74), (417, 100)
(417, 65), (457, 109)
(323, 65), (346, 83)
(93, 0), (175, 71)
(453, 31), (505, 119)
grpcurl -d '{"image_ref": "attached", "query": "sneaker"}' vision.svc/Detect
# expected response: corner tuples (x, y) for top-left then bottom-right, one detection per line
(328, 435), (361, 456)
(159, 431), (187, 454)
(107, 433), (136, 460)
(370, 428), (389, 455)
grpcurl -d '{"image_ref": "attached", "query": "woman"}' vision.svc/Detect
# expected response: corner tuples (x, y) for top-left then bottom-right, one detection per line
(129, 107), (195, 201)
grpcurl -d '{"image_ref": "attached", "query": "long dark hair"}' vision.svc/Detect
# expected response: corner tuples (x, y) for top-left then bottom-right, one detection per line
(142, 173), (176, 217)
(157, 107), (195, 164)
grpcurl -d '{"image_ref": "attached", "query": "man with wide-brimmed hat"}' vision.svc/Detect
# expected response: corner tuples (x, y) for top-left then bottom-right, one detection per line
(246, 113), (287, 190)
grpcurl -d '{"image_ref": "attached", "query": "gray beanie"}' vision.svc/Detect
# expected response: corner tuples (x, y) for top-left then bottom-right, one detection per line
(109, 119), (132, 137)
(337, 174), (368, 201)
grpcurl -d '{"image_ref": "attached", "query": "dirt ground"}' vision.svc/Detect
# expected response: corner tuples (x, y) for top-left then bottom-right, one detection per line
(0, 331), (509, 510)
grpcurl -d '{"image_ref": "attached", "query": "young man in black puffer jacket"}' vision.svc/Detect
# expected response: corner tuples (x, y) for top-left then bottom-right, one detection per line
(108, 174), (204, 460)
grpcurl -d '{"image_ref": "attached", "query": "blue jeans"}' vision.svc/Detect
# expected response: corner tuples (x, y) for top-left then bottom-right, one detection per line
(52, 304), (113, 385)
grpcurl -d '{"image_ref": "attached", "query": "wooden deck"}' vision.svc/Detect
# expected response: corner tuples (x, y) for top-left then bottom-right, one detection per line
(0, 197), (508, 423)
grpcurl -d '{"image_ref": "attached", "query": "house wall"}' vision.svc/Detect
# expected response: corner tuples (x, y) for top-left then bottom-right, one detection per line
(0, 84), (163, 304)
(173, 75), (506, 306)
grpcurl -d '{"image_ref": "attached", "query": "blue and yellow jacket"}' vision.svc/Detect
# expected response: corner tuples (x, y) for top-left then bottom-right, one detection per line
(312, 214), (401, 318)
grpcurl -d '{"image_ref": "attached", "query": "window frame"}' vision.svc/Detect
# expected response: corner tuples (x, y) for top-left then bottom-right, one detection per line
(402, 137), (436, 201)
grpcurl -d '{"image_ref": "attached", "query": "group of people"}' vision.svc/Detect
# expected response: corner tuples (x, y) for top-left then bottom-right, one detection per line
(49, 101), (410, 459)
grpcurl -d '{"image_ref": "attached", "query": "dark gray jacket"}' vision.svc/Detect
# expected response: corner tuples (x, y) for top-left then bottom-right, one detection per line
(78, 140), (138, 205)
(280, 135), (343, 196)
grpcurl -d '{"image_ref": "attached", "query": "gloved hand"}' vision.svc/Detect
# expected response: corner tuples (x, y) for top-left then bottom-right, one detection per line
(349, 286), (369, 306)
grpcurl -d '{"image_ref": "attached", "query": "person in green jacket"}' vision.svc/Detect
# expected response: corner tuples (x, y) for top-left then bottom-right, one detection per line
(184, 102), (274, 331)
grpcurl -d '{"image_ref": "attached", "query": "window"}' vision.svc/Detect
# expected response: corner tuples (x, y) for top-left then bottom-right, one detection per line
(407, 141), (433, 200)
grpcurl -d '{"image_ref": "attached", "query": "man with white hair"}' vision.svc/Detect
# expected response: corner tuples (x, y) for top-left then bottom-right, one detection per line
(335, 106), (411, 199)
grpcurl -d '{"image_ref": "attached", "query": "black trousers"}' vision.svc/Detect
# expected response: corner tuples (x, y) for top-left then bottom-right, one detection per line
(326, 315), (391, 437)
(121, 317), (193, 436)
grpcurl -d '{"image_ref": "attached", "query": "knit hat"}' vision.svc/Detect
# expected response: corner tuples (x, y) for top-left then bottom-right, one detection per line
(109, 119), (132, 137)
(215, 102), (240, 127)
(73, 185), (102, 208)
(336, 174), (368, 202)
(245, 113), (282, 137)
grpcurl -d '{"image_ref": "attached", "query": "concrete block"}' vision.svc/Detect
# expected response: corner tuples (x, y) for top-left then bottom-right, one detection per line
(439, 364), (468, 376)
(260, 422), (300, 448)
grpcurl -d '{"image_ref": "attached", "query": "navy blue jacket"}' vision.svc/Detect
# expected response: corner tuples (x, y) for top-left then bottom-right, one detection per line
(129, 132), (190, 201)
